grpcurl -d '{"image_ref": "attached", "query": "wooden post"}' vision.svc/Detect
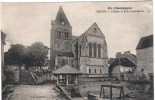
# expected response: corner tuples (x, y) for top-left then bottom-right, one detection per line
(122, 87), (124, 100)
(120, 89), (122, 98)
(57, 75), (59, 84)
(102, 87), (105, 98)
(66, 75), (69, 85)
(75, 76), (78, 85)
(110, 85), (112, 100)
(100, 86), (102, 98)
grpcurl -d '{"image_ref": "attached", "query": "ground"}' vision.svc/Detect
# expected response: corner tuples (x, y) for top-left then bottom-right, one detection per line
(7, 84), (67, 100)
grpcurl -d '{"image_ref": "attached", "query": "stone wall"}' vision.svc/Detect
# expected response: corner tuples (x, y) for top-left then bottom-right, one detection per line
(136, 47), (153, 79)
(79, 57), (108, 74)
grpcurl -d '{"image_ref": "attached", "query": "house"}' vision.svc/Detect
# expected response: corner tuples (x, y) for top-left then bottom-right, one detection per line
(50, 7), (108, 76)
(109, 52), (136, 80)
(136, 34), (153, 80)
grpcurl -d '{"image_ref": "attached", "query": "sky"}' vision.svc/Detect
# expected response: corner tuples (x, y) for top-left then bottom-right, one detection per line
(1, 2), (153, 57)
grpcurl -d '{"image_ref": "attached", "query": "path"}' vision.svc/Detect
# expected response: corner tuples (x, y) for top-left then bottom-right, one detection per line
(8, 84), (67, 100)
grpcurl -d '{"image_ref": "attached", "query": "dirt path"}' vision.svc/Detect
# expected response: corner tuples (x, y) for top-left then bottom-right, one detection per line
(8, 84), (67, 100)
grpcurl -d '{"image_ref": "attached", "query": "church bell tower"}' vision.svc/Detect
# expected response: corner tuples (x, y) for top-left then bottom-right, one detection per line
(50, 6), (73, 70)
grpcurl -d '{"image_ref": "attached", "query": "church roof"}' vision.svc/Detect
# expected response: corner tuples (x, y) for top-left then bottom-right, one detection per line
(72, 35), (78, 41)
(55, 6), (71, 27)
(136, 34), (153, 50)
(53, 65), (82, 75)
(73, 23), (105, 42)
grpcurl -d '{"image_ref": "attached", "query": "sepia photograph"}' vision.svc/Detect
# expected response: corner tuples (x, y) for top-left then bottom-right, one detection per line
(1, 1), (153, 100)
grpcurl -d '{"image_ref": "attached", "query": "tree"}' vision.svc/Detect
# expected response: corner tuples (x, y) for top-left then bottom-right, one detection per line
(4, 44), (26, 65)
(26, 42), (49, 69)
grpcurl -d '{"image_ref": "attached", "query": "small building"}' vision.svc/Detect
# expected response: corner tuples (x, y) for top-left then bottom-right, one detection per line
(53, 64), (82, 85)
(136, 34), (153, 80)
(109, 57), (136, 81)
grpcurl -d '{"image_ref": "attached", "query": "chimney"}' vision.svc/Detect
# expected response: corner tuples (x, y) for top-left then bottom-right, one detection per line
(116, 52), (122, 58)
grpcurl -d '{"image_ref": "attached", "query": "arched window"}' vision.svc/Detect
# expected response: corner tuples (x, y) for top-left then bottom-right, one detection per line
(95, 69), (97, 73)
(98, 44), (101, 58)
(100, 69), (102, 73)
(67, 32), (69, 38)
(89, 69), (91, 73)
(94, 43), (97, 58)
(79, 45), (81, 56)
(89, 43), (92, 57)
(65, 31), (69, 38)
(56, 29), (61, 38)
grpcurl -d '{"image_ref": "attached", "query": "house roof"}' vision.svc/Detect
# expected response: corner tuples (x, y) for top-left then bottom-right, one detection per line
(136, 34), (153, 50)
(53, 65), (82, 75)
(109, 58), (136, 75)
(56, 52), (74, 57)
(109, 58), (136, 68)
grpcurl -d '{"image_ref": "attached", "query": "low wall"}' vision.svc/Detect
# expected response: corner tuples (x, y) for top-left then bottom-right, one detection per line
(78, 74), (109, 83)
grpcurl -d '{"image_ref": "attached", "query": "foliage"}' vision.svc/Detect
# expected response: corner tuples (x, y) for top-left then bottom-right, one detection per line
(4, 44), (26, 65)
(4, 42), (49, 68)
(26, 42), (49, 67)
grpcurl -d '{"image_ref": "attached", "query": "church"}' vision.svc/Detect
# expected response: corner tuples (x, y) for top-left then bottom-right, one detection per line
(50, 6), (108, 76)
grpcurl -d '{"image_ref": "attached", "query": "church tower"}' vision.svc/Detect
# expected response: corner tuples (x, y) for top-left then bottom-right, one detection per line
(50, 6), (73, 70)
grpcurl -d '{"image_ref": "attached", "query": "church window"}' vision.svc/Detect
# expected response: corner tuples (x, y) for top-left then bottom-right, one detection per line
(56, 30), (61, 38)
(79, 45), (81, 56)
(95, 69), (97, 73)
(66, 32), (69, 38)
(94, 43), (97, 58)
(89, 69), (91, 73)
(100, 69), (102, 73)
(89, 43), (93, 57)
(98, 44), (101, 58)
(65, 31), (69, 38)
(74, 44), (77, 52)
